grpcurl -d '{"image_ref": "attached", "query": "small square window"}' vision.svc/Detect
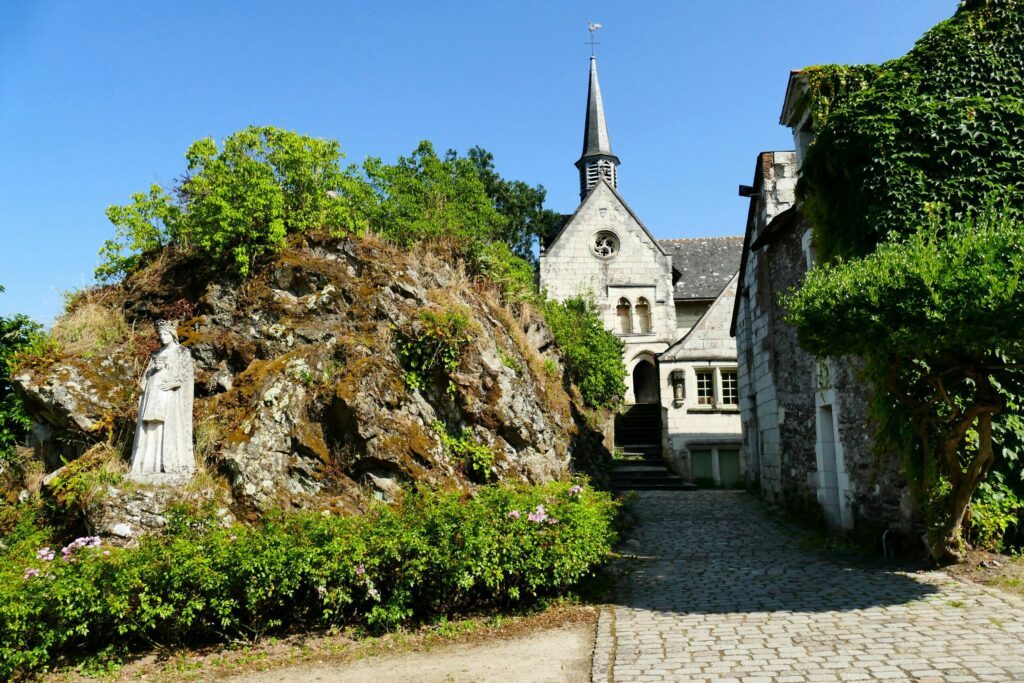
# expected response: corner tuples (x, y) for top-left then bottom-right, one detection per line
(721, 370), (738, 406)
(696, 370), (714, 406)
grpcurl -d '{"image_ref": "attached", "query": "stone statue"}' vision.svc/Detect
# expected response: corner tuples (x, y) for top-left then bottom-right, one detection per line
(129, 320), (195, 484)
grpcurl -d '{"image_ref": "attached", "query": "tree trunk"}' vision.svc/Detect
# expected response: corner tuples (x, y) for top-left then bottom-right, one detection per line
(932, 410), (995, 562)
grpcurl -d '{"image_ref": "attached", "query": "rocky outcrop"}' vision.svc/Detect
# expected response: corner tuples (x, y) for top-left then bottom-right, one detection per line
(16, 234), (607, 519)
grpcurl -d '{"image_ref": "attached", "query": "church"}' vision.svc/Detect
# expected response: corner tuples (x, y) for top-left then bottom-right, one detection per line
(539, 56), (744, 486)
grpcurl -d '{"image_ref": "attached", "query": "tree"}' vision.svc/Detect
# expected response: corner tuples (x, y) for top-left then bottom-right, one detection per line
(359, 141), (507, 248)
(785, 205), (1024, 559)
(97, 126), (366, 280)
(467, 147), (561, 262)
(0, 285), (44, 461)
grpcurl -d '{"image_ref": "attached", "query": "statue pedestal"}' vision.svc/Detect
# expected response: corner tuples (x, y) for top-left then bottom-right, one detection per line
(128, 471), (192, 487)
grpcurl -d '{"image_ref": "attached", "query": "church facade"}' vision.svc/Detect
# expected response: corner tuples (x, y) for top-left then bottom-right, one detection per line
(539, 57), (743, 485)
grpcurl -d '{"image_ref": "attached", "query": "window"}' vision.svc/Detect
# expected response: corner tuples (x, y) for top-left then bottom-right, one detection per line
(592, 231), (619, 258)
(615, 298), (632, 334)
(635, 297), (652, 334)
(720, 369), (738, 406)
(696, 369), (714, 405)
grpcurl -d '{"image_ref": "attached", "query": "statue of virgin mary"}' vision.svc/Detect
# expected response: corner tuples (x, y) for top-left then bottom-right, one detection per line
(129, 320), (195, 483)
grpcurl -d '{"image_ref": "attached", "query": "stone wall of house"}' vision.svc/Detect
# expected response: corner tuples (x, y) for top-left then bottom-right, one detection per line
(736, 151), (912, 534)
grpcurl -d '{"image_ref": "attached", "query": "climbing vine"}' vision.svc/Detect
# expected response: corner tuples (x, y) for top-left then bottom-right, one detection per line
(798, 0), (1024, 261)
(787, 0), (1024, 560)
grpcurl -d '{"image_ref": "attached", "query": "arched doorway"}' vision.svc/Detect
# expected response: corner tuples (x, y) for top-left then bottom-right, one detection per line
(632, 359), (659, 404)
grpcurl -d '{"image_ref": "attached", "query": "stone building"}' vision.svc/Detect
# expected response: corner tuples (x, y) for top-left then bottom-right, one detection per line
(731, 72), (911, 532)
(539, 56), (743, 484)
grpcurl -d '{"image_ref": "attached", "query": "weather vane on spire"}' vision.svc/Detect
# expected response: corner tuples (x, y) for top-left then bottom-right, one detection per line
(587, 21), (602, 57)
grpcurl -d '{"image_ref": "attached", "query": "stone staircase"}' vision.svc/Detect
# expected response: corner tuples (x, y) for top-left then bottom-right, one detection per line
(611, 405), (694, 491)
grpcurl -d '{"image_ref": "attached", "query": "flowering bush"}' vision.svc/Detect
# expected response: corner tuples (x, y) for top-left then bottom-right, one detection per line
(0, 480), (616, 679)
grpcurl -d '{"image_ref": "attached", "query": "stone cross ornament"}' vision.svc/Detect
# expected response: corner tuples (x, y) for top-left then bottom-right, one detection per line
(129, 320), (195, 484)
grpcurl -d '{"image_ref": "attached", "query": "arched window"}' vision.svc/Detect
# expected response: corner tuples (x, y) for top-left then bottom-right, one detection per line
(616, 298), (632, 334)
(635, 297), (652, 334)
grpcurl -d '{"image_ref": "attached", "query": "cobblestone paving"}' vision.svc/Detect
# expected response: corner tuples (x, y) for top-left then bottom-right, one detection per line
(592, 490), (1024, 683)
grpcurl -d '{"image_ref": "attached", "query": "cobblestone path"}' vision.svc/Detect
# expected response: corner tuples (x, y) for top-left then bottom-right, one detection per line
(592, 490), (1024, 682)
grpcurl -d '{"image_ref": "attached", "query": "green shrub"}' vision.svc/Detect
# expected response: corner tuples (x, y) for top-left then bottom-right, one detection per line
(0, 481), (616, 679)
(543, 296), (625, 409)
(0, 288), (46, 462)
(395, 308), (474, 396)
(464, 240), (539, 306)
(970, 476), (1023, 551)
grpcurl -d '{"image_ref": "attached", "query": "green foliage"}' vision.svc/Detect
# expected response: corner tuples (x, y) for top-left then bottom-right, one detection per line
(543, 296), (625, 409)
(395, 308), (474, 396)
(97, 126), (365, 280)
(0, 481), (617, 680)
(360, 141), (507, 249)
(970, 475), (1023, 551)
(433, 421), (495, 483)
(465, 240), (539, 306)
(799, 0), (1024, 260)
(785, 204), (1024, 361)
(466, 146), (561, 262)
(181, 127), (365, 275)
(785, 204), (1024, 555)
(0, 286), (45, 461)
(96, 185), (181, 283)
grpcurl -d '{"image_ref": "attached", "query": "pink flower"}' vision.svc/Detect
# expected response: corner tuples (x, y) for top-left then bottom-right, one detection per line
(36, 547), (55, 562)
(547, 518), (560, 525)
(356, 564), (366, 575)
(102, 550), (111, 556)
(61, 536), (103, 560)
(23, 568), (40, 579)
(527, 504), (548, 524)
(368, 587), (380, 599)
(506, 510), (521, 519)
(228, 534), (238, 542)
(568, 485), (584, 497)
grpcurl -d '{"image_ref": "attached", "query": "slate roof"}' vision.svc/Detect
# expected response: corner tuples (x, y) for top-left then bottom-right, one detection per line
(659, 236), (744, 300)
(580, 57), (617, 161)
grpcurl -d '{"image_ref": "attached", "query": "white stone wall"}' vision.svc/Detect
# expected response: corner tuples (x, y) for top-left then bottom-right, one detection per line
(539, 180), (677, 348)
(735, 152), (798, 501)
(659, 275), (743, 480)
(539, 180), (680, 406)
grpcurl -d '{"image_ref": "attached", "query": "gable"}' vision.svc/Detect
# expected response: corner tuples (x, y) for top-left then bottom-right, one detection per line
(660, 273), (739, 362)
(543, 178), (666, 258)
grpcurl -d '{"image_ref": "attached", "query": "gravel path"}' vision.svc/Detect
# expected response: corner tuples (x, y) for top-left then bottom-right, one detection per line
(592, 490), (1024, 682)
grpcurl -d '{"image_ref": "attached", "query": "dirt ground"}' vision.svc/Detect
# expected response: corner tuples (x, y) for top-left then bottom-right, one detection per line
(224, 622), (594, 683)
(944, 548), (1024, 598)
(44, 605), (597, 683)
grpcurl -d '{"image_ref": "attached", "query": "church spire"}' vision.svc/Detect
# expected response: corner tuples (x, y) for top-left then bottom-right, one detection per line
(575, 56), (620, 200)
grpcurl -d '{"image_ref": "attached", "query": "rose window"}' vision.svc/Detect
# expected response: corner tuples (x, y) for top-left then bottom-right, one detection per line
(592, 231), (619, 258)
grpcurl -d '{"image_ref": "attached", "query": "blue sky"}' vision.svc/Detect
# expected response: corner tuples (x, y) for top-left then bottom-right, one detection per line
(0, 1), (958, 323)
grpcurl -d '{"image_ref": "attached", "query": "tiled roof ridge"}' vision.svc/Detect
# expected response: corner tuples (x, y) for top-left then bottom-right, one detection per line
(659, 236), (744, 244)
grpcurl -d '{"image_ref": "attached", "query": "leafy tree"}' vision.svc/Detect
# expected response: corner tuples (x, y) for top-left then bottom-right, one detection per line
(359, 141), (506, 248)
(785, 204), (1024, 559)
(97, 126), (366, 280)
(96, 185), (181, 283)
(543, 296), (625, 410)
(180, 126), (366, 275)
(0, 285), (44, 461)
(467, 146), (561, 262)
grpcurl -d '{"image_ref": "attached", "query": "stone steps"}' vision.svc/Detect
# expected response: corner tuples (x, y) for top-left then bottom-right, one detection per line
(609, 461), (696, 492)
